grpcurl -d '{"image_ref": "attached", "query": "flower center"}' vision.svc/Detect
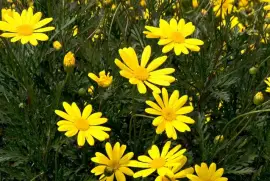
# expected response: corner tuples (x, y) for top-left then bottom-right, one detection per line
(162, 108), (176, 122)
(171, 32), (185, 43)
(17, 24), (33, 36)
(74, 118), (89, 131)
(150, 158), (166, 169)
(133, 67), (149, 81)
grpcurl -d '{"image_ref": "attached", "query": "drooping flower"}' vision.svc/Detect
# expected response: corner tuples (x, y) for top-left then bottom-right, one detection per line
(144, 18), (204, 56)
(0, 7), (55, 46)
(55, 102), (110, 146)
(264, 77), (270, 93)
(129, 141), (186, 178)
(53, 40), (62, 50)
(145, 88), (195, 139)
(115, 45), (175, 94)
(187, 163), (228, 181)
(88, 70), (113, 88)
(91, 142), (134, 181)
(155, 156), (194, 181)
(88, 85), (94, 95)
(212, 0), (234, 18)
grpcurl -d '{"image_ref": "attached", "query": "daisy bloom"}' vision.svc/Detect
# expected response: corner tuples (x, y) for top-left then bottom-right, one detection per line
(129, 141), (186, 178)
(91, 142), (134, 181)
(187, 163), (228, 181)
(145, 88), (195, 139)
(212, 0), (234, 18)
(155, 156), (194, 181)
(55, 102), (111, 146)
(144, 18), (204, 56)
(115, 45), (175, 94)
(0, 7), (55, 46)
(88, 70), (113, 88)
(264, 77), (270, 93)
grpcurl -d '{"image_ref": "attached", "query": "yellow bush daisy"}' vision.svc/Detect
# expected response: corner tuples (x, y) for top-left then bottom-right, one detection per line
(88, 70), (113, 88)
(91, 142), (134, 181)
(129, 141), (186, 178)
(55, 102), (111, 146)
(212, 0), (234, 18)
(144, 18), (204, 56)
(187, 163), (228, 181)
(115, 45), (175, 94)
(0, 7), (55, 46)
(145, 88), (195, 139)
(155, 156), (194, 181)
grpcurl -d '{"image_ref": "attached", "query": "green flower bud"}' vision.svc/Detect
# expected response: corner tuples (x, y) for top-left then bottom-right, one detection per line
(78, 88), (86, 96)
(249, 66), (258, 75)
(253, 92), (264, 105)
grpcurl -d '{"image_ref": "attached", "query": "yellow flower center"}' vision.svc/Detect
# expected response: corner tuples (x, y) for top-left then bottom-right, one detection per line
(133, 67), (149, 81)
(162, 108), (176, 122)
(74, 118), (89, 131)
(17, 24), (33, 36)
(150, 158), (165, 169)
(171, 32), (185, 43)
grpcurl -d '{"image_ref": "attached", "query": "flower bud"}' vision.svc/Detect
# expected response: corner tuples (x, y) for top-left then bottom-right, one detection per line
(253, 92), (264, 105)
(53, 41), (62, 50)
(78, 88), (86, 96)
(63, 51), (75, 72)
(249, 66), (258, 75)
(214, 135), (224, 144)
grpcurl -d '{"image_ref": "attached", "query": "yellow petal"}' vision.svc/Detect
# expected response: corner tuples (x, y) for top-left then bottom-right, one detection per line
(77, 131), (86, 146)
(32, 33), (49, 41)
(141, 45), (151, 67)
(145, 108), (162, 115)
(137, 81), (147, 94)
(176, 106), (194, 115)
(161, 141), (171, 157)
(133, 168), (156, 178)
(91, 165), (106, 175)
(173, 95), (188, 110)
(169, 90), (179, 106)
(147, 56), (167, 72)
(162, 42), (175, 53)
(146, 101), (162, 111)
(162, 88), (169, 107)
(148, 145), (160, 159)
(119, 167), (134, 176)
(30, 38), (38, 46)
(144, 81), (161, 93)
(34, 17), (53, 29)
(172, 121), (191, 132)
(82, 104), (92, 119)
(105, 142), (113, 160)
(65, 129), (78, 137)
(34, 26), (55, 32)
(115, 170), (126, 181)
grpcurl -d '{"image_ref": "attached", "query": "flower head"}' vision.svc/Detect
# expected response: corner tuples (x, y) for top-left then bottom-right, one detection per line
(144, 18), (204, 56)
(265, 77), (270, 93)
(145, 88), (195, 139)
(55, 102), (110, 146)
(91, 142), (134, 181)
(212, 0), (234, 18)
(187, 163), (228, 181)
(155, 156), (194, 181)
(63, 51), (75, 70)
(129, 141), (186, 178)
(88, 70), (113, 88)
(0, 8), (55, 46)
(192, 0), (199, 8)
(53, 40), (62, 50)
(253, 92), (264, 105)
(115, 45), (175, 94)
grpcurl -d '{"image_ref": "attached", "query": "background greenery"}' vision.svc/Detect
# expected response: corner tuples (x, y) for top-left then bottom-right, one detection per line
(1, 0), (270, 180)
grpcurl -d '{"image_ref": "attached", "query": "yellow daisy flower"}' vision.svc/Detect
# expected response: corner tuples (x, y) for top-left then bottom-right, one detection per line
(187, 163), (228, 181)
(0, 7), (55, 46)
(63, 51), (75, 70)
(145, 88), (195, 139)
(129, 141), (186, 178)
(91, 142), (134, 181)
(155, 156), (194, 181)
(55, 102), (111, 146)
(144, 18), (204, 56)
(88, 70), (113, 88)
(212, 0), (234, 18)
(115, 45), (175, 94)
